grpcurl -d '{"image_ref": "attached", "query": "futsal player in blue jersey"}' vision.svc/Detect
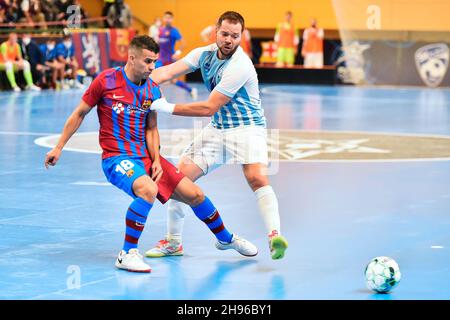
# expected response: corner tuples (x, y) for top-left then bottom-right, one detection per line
(157, 11), (197, 100)
(44, 35), (257, 273)
(147, 12), (289, 260)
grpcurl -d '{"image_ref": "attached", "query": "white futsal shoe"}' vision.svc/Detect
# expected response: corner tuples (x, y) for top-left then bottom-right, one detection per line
(145, 238), (184, 258)
(215, 234), (258, 257)
(115, 249), (151, 273)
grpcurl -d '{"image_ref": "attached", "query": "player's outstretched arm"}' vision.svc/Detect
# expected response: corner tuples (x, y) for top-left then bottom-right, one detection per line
(150, 59), (192, 85)
(151, 90), (230, 117)
(44, 100), (93, 169)
(145, 111), (163, 183)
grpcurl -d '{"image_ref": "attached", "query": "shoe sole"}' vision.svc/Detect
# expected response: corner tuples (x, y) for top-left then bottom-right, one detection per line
(115, 264), (151, 273)
(216, 244), (258, 257)
(145, 251), (184, 258)
(271, 236), (288, 260)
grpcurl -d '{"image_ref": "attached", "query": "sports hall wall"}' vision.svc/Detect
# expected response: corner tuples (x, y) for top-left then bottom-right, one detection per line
(79, 0), (450, 87)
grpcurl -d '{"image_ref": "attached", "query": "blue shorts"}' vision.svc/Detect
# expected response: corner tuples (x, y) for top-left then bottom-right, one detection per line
(102, 155), (147, 198)
(102, 155), (185, 204)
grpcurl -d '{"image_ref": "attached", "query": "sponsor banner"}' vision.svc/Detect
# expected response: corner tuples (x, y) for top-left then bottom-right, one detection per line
(333, 41), (450, 87)
(73, 31), (110, 77)
(109, 28), (136, 63)
(415, 43), (449, 87)
(259, 41), (278, 64)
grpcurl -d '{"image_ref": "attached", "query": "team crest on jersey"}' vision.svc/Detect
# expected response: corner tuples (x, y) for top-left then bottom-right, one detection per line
(126, 169), (134, 177)
(415, 43), (449, 87)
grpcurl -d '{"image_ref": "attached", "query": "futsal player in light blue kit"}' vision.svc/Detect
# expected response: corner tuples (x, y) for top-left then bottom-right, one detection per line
(147, 11), (288, 260)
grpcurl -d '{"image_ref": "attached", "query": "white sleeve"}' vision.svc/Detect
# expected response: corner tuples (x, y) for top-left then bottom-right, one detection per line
(303, 28), (309, 40)
(318, 28), (324, 39)
(214, 61), (250, 98)
(182, 45), (212, 71)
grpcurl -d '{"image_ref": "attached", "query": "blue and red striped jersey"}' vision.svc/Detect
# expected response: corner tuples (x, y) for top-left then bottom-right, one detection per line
(82, 67), (161, 159)
(158, 25), (182, 64)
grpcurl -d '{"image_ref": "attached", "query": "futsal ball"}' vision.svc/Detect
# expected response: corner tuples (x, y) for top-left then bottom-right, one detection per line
(364, 256), (401, 293)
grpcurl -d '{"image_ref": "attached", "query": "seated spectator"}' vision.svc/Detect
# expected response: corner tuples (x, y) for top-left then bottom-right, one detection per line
(72, 0), (88, 28)
(20, 33), (48, 87)
(55, 0), (72, 22)
(102, 0), (115, 28)
(5, 0), (20, 25)
(39, 38), (65, 89)
(56, 34), (83, 88)
(20, 0), (47, 29)
(106, 0), (131, 28)
(41, 0), (59, 23)
(0, 32), (40, 91)
(0, 1), (8, 25)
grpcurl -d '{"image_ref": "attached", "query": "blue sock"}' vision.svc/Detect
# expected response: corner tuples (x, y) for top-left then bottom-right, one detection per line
(175, 80), (192, 93)
(190, 196), (233, 243)
(123, 197), (153, 252)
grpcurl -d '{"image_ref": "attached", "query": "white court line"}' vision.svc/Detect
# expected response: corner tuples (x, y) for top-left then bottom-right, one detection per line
(70, 181), (112, 186)
(0, 131), (55, 136)
(34, 132), (101, 154)
(260, 87), (450, 103)
(431, 246), (444, 249)
(0, 204), (87, 223)
(34, 130), (450, 163)
(29, 275), (117, 300)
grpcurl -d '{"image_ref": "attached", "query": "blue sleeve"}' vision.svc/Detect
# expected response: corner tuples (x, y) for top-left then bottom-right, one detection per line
(56, 43), (65, 57)
(39, 44), (47, 61)
(172, 28), (182, 41)
(150, 80), (162, 99)
(32, 43), (44, 65)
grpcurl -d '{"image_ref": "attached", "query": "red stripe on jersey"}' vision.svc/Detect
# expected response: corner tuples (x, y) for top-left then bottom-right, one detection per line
(139, 111), (147, 155)
(118, 111), (133, 157)
(134, 108), (143, 157)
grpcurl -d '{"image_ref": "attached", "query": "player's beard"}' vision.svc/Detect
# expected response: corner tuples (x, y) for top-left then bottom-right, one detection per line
(218, 42), (239, 59)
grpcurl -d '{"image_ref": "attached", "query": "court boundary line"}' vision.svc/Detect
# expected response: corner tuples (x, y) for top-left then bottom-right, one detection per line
(33, 130), (450, 163)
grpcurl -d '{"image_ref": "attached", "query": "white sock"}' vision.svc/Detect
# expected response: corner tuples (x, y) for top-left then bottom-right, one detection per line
(255, 185), (281, 235)
(166, 199), (188, 243)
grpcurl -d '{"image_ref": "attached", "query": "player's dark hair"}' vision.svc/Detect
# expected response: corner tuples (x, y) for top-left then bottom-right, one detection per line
(164, 11), (173, 16)
(130, 35), (159, 54)
(217, 11), (245, 32)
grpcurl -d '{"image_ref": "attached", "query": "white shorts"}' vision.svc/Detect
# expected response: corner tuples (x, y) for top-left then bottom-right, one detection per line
(304, 53), (324, 68)
(183, 123), (269, 174)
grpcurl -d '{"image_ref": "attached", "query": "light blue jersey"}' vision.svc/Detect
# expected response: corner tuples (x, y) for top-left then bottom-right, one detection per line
(183, 44), (266, 129)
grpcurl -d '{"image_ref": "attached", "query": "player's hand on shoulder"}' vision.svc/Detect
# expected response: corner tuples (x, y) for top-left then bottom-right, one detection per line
(44, 147), (62, 169)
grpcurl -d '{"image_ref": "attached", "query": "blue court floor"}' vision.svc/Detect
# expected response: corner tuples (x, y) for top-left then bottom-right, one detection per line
(1, 83), (450, 300)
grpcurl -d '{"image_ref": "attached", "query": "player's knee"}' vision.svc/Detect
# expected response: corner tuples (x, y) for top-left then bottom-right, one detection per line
(245, 173), (268, 191)
(134, 181), (158, 202)
(188, 185), (205, 207)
